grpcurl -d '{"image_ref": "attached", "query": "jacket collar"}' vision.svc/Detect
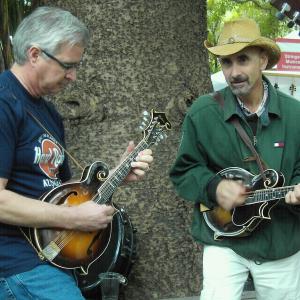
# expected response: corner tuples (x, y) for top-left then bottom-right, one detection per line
(221, 75), (281, 122)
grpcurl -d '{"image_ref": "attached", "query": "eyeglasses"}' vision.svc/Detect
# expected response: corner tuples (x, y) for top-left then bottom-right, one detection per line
(41, 49), (82, 71)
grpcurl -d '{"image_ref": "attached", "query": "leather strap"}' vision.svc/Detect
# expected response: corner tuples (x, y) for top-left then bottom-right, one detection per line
(212, 92), (267, 178)
(213, 91), (224, 108)
(230, 117), (267, 177)
(26, 109), (84, 171)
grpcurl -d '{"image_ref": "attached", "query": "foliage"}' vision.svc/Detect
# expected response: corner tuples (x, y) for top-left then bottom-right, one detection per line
(0, 0), (40, 71)
(0, 0), (295, 74)
(207, 0), (294, 73)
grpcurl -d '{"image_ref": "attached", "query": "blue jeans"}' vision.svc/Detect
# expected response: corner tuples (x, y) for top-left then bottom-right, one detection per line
(0, 264), (85, 300)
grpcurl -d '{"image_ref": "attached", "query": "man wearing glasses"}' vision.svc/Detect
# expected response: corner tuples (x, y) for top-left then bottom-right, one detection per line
(0, 6), (153, 299)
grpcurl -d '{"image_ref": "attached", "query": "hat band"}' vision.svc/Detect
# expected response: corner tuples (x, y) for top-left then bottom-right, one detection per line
(219, 36), (255, 45)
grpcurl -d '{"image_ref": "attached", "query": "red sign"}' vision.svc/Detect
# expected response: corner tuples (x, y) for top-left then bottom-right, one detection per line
(277, 52), (300, 71)
(276, 38), (300, 71)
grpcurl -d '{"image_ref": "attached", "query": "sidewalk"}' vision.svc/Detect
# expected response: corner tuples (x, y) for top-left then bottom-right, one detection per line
(160, 291), (256, 300)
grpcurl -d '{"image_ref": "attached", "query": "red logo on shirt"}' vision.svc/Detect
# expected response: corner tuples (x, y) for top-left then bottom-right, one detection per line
(34, 138), (64, 179)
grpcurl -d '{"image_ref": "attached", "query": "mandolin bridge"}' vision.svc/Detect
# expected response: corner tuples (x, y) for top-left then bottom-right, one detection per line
(42, 241), (61, 261)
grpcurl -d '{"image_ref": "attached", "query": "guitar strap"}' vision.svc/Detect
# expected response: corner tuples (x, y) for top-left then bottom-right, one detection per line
(26, 109), (84, 172)
(213, 92), (267, 179)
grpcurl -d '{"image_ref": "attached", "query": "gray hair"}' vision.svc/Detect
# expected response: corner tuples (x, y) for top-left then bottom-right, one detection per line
(12, 6), (90, 64)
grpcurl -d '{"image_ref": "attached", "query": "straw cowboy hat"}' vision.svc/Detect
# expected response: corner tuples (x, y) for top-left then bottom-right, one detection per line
(204, 18), (281, 69)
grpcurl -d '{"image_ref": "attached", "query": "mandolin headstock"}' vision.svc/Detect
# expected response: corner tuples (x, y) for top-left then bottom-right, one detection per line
(140, 109), (172, 147)
(269, 0), (300, 29)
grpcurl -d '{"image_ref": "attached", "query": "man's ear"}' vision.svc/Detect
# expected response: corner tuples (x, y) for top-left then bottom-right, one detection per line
(260, 50), (268, 71)
(27, 46), (40, 65)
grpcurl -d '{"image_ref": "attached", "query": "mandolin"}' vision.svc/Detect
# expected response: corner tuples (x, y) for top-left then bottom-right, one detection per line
(25, 109), (171, 274)
(203, 167), (296, 240)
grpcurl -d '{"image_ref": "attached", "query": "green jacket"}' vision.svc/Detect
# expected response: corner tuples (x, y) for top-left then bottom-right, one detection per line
(169, 78), (300, 262)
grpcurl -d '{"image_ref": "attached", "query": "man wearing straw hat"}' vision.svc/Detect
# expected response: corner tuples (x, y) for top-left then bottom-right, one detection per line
(170, 18), (300, 300)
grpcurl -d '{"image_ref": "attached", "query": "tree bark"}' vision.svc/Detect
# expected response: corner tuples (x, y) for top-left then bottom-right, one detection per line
(42, 0), (212, 299)
(0, 0), (13, 70)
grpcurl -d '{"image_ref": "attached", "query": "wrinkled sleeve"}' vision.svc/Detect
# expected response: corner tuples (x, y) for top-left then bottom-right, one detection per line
(290, 146), (300, 186)
(169, 112), (217, 209)
(0, 98), (19, 179)
(288, 146), (300, 214)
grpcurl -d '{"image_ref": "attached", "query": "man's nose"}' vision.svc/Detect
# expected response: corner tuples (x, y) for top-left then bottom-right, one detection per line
(65, 69), (77, 81)
(230, 62), (242, 78)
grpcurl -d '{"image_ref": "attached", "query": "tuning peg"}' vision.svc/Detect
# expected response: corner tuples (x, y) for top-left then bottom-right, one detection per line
(159, 133), (168, 141)
(275, 2), (291, 21)
(142, 111), (150, 123)
(139, 121), (147, 129)
(287, 11), (300, 28)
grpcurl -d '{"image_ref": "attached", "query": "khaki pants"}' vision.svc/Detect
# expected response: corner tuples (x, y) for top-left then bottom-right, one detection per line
(200, 245), (300, 300)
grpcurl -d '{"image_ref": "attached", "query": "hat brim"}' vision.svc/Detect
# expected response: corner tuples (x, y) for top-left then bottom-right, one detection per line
(204, 37), (281, 69)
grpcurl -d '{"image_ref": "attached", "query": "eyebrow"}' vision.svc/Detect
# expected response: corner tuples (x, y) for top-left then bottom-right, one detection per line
(219, 57), (231, 63)
(219, 53), (250, 62)
(237, 54), (249, 59)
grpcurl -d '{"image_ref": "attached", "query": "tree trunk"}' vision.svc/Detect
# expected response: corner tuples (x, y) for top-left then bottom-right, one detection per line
(42, 0), (212, 299)
(0, 0), (13, 70)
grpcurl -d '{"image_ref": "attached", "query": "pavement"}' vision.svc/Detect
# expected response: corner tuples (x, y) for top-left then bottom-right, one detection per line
(160, 291), (256, 300)
(160, 272), (256, 300)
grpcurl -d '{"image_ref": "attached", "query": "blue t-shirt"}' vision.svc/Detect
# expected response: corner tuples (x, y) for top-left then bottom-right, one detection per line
(0, 70), (72, 277)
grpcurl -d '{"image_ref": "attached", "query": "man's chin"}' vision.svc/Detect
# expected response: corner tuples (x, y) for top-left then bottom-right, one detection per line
(48, 85), (66, 95)
(231, 87), (249, 97)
